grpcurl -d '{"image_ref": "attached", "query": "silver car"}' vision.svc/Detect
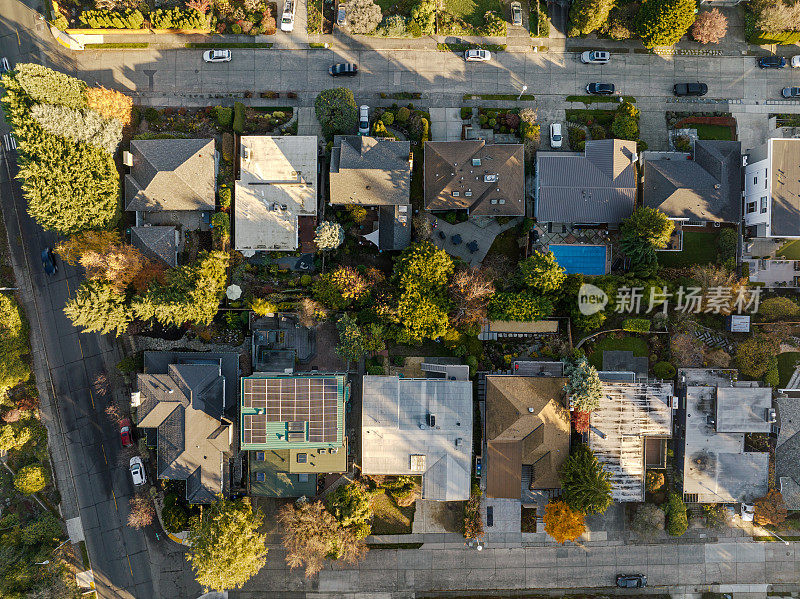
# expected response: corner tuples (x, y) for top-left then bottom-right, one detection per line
(129, 456), (146, 486)
(359, 105), (370, 136)
(581, 50), (610, 64)
(511, 1), (523, 26)
(203, 49), (232, 63)
(465, 49), (492, 62)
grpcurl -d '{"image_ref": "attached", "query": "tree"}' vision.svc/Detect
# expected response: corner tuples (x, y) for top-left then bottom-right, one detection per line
(664, 492), (688, 536)
(315, 221), (345, 250)
(315, 88), (358, 139)
(610, 101), (640, 141)
(690, 8), (727, 43)
(395, 292), (451, 342)
(409, 0), (436, 35)
(249, 297), (279, 316)
(0, 294), (31, 399)
(463, 491), (483, 540)
(630, 503), (665, 539)
(14, 463), (48, 494)
(127, 494), (155, 529)
(572, 411), (590, 434)
(346, 0), (382, 33)
(670, 333), (704, 367)
(64, 280), (132, 337)
(568, 0), (614, 35)
(325, 482), (373, 537)
(559, 445), (612, 515)
(736, 336), (779, 379)
(518, 251), (566, 293)
(448, 267), (495, 327)
(85, 85), (134, 126)
(30, 104), (122, 154)
(394, 241), (454, 291)
(636, 0), (696, 48)
(487, 292), (553, 322)
(329, 266), (369, 301)
(336, 314), (385, 362)
(20, 514), (63, 546)
(751, 0), (800, 32)
(187, 497), (268, 592)
(620, 234), (657, 275)
(622, 207), (673, 249)
(758, 297), (800, 321)
(543, 500), (585, 543)
(645, 471), (665, 493)
(278, 500), (367, 578)
(0, 422), (34, 452)
(754, 489), (788, 527)
(563, 356), (603, 413)
(11, 63), (87, 108)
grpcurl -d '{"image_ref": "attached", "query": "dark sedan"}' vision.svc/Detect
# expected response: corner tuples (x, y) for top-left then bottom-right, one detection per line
(758, 55), (786, 68)
(674, 82), (708, 97)
(41, 248), (57, 276)
(586, 82), (615, 95)
(782, 86), (800, 98)
(329, 63), (358, 77)
(616, 574), (647, 588)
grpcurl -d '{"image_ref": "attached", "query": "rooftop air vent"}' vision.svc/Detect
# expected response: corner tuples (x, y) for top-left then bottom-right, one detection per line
(484, 174), (498, 183)
(472, 158), (481, 166)
(243, 146), (251, 160)
(766, 407), (777, 423)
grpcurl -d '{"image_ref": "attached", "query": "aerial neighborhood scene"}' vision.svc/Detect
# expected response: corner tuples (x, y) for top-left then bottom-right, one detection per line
(4, 0), (800, 595)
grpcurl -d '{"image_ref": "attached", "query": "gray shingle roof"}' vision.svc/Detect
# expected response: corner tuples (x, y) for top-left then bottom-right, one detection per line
(130, 226), (178, 267)
(536, 139), (637, 225)
(644, 140), (741, 223)
(770, 139), (800, 237)
(330, 136), (412, 206)
(378, 204), (411, 251)
(424, 141), (525, 216)
(776, 395), (800, 509)
(125, 139), (216, 213)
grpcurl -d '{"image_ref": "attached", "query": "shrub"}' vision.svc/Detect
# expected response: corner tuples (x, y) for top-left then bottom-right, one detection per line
(346, 0), (383, 34)
(664, 492), (688, 536)
(380, 111), (394, 126)
(144, 107), (160, 124)
(315, 88), (358, 139)
(622, 318), (651, 333)
(219, 186), (232, 210)
(674, 135), (691, 152)
(611, 101), (639, 141)
(300, 274), (312, 286)
(85, 86), (133, 126)
(0, 295), (32, 398)
(162, 500), (190, 532)
(717, 228), (737, 261)
(460, 107), (472, 119)
(758, 296), (799, 321)
(14, 463), (48, 494)
(636, 0), (697, 48)
(30, 103), (122, 154)
(568, 126), (586, 151)
(419, 117), (429, 143)
(754, 489), (788, 526)
(232, 101), (245, 133)
(215, 105), (233, 128)
(653, 361), (676, 379)
(645, 470), (665, 493)
(377, 14), (407, 36)
(78, 8), (145, 29)
(590, 124), (606, 140)
(150, 7), (208, 29)
(396, 106), (410, 123)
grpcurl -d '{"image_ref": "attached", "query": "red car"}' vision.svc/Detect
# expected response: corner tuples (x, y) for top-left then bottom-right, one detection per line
(119, 418), (133, 447)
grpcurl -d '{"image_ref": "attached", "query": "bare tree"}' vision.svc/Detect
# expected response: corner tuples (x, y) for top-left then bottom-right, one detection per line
(690, 8), (728, 43)
(671, 333), (704, 367)
(127, 494), (155, 529)
(448, 267), (495, 327)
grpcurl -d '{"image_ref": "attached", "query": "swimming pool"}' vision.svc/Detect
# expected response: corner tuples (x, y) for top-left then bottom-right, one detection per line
(549, 244), (608, 276)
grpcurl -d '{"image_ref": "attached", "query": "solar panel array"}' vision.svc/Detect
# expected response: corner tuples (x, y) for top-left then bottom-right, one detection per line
(242, 377), (339, 445)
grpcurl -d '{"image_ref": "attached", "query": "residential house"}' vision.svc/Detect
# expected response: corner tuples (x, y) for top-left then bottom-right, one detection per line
(361, 375), (473, 501)
(742, 139), (800, 288)
(776, 394), (800, 510)
(240, 374), (348, 497)
(589, 377), (674, 502)
(330, 135), (412, 251)
(132, 351), (239, 503)
(484, 375), (570, 500)
(681, 369), (772, 504)
(124, 138), (216, 266)
(235, 136), (318, 254)
(424, 140), (525, 216)
(536, 139), (637, 228)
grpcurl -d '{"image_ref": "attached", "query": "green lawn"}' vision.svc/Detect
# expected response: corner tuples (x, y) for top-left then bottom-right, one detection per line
(371, 492), (416, 535)
(778, 240), (800, 259)
(445, 0), (503, 26)
(588, 335), (649, 370)
(657, 230), (719, 267)
(693, 124), (734, 141)
(485, 228), (524, 264)
(778, 352), (800, 389)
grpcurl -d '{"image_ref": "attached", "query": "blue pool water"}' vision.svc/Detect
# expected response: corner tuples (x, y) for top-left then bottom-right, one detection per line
(549, 244), (608, 276)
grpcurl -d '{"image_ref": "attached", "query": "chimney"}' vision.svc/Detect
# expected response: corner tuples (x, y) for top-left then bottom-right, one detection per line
(123, 151), (134, 167)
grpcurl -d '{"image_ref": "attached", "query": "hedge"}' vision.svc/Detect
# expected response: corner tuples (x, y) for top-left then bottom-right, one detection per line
(150, 7), (208, 30)
(653, 361), (676, 380)
(232, 101), (245, 133)
(622, 318), (651, 333)
(78, 9), (145, 29)
(215, 105), (233, 128)
(665, 493), (688, 537)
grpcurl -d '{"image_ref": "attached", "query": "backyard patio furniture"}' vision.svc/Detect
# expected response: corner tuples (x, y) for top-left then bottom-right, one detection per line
(438, 231), (446, 240)
(451, 234), (462, 245)
(467, 241), (479, 253)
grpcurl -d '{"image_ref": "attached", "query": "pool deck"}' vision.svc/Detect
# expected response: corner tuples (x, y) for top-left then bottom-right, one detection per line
(533, 225), (613, 275)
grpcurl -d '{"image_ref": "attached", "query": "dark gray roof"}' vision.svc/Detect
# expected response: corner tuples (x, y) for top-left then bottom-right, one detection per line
(536, 139), (637, 225)
(602, 350), (648, 380)
(378, 204), (411, 251)
(130, 226), (178, 267)
(330, 136), (412, 207)
(770, 139), (800, 237)
(424, 141), (525, 216)
(644, 140), (741, 223)
(125, 139), (216, 213)
(776, 395), (800, 509)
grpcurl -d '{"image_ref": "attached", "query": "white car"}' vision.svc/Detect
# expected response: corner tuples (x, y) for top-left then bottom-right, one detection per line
(358, 105), (370, 136)
(550, 123), (562, 148)
(280, 0), (296, 31)
(581, 50), (610, 64)
(203, 49), (232, 63)
(740, 502), (755, 522)
(0, 57), (10, 73)
(129, 456), (146, 486)
(792, 55), (800, 68)
(464, 49), (492, 62)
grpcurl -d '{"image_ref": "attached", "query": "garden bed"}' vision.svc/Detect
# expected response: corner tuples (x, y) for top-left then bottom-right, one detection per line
(667, 112), (737, 141)
(477, 107), (521, 137)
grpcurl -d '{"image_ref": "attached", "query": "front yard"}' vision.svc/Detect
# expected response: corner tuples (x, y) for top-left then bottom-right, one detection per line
(371, 491), (416, 534)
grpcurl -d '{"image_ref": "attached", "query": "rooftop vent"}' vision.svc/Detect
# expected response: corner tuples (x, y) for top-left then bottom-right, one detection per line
(528, 407), (535, 413)
(472, 158), (481, 166)
(484, 174), (498, 183)
(243, 146), (251, 161)
(464, 191), (472, 197)
(765, 407), (777, 423)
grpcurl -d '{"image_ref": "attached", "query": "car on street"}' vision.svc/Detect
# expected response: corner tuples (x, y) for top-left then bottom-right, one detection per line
(673, 82), (708, 97)
(337, 5), (347, 26)
(203, 49), (231, 63)
(280, 0), (296, 32)
(550, 122), (563, 148)
(119, 418), (133, 448)
(359, 105), (370, 135)
(741, 502), (755, 521)
(41, 248), (57, 276)
(616, 574), (647, 588)
(792, 55), (800, 68)
(464, 49), (491, 62)
(782, 86), (800, 98)
(329, 63), (358, 77)
(511, 1), (523, 26)
(586, 82), (615, 95)
(0, 57), (10, 73)
(581, 50), (610, 64)
(758, 55), (786, 68)
(129, 456), (146, 486)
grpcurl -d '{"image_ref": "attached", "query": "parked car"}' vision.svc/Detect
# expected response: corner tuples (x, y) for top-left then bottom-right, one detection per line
(673, 82), (708, 97)
(203, 49), (231, 63)
(464, 49), (491, 62)
(581, 50), (610, 64)
(280, 0), (296, 32)
(475, 456), (482, 476)
(329, 63), (358, 77)
(792, 55), (800, 68)
(586, 82), (614, 95)
(129, 456), (146, 486)
(119, 418), (133, 448)
(740, 502), (755, 522)
(550, 122), (563, 148)
(616, 574), (647, 588)
(782, 86), (800, 98)
(758, 55), (786, 69)
(510, 1), (523, 26)
(41, 248), (57, 276)
(336, 5), (347, 26)
(0, 57), (10, 73)
(358, 105), (370, 136)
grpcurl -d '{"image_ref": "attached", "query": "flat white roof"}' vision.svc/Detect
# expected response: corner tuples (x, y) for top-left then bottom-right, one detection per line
(235, 136), (317, 251)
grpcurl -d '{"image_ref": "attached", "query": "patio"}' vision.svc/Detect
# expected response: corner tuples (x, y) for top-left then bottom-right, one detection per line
(745, 258), (800, 288)
(431, 216), (523, 266)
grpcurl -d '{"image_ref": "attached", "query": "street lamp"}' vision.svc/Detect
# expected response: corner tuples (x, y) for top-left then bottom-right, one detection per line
(517, 85), (528, 101)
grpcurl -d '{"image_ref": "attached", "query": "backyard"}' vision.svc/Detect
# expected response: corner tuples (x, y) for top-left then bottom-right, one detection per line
(777, 352), (800, 389)
(778, 240), (800, 260)
(587, 334), (649, 370)
(694, 124), (734, 141)
(657, 230), (720, 267)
